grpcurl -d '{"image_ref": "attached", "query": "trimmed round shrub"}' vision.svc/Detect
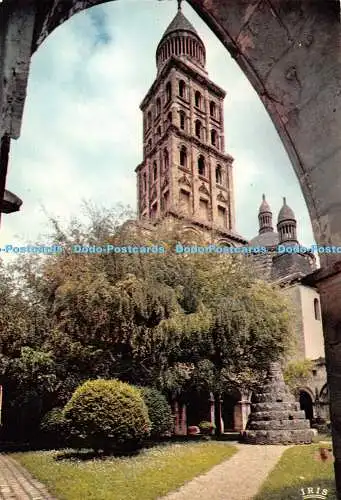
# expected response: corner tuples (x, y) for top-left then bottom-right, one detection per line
(139, 387), (173, 438)
(199, 420), (216, 435)
(63, 379), (151, 451)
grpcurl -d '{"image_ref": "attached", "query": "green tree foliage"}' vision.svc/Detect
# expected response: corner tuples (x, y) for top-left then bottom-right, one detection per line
(40, 407), (69, 446)
(63, 379), (150, 451)
(283, 359), (314, 396)
(139, 387), (173, 438)
(0, 203), (295, 441)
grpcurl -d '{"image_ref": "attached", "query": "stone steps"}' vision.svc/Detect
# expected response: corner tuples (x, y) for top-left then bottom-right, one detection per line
(248, 419), (310, 430)
(251, 410), (306, 421)
(242, 429), (314, 445)
(252, 402), (300, 412)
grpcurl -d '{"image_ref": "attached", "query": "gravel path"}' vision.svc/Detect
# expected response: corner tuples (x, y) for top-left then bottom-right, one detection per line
(0, 454), (55, 499)
(161, 443), (289, 500)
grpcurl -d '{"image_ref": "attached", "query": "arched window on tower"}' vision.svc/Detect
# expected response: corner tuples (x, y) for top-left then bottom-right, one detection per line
(314, 298), (321, 321)
(216, 165), (222, 185)
(157, 126), (161, 139)
(211, 129), (218, 147)
(179, 80), (186, 98)
(167, 112), (172, 126)
(166, 81), (172, 102)
(180, 146), (187, 167)
(156, 98), (161, 115)
(180, 111), (186, 130)
(153, 161), (157, 181)
(195, 120), (202, 139)
(164, 149), (169, 170)
(195, 91), (202, 108)
(198, 155), (205, 177)
(210, 101), (216, 118)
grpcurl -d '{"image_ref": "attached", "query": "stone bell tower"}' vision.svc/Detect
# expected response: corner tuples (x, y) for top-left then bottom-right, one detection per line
(135, 1), (246, 245)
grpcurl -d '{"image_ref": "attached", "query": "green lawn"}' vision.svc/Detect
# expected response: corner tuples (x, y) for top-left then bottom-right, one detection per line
(12, 441), (237, 500)
(255, 443), (336, 500)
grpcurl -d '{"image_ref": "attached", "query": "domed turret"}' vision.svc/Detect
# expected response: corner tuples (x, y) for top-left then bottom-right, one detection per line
(277, 197), (298, 245)
(156, 1), (206, 73)
(258, 194), (273, 234)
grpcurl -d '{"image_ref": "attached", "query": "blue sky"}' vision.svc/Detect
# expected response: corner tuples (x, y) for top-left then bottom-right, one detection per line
(1, 0), (315, 247)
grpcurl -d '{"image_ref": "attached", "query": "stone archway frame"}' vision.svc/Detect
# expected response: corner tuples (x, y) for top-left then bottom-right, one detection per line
(298, 388), (315, 421)
(298, 386), (315, 402)
(216, 238), (234, 247)
(320, 383), (329, 403)
(180, 224), (204, 243)
(222, 388), (243, 431)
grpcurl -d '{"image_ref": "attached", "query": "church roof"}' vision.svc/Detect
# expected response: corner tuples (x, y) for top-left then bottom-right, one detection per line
(161, 9), (199, 40)
(249, 231), (279, 248)
(278, 197), (296, 222)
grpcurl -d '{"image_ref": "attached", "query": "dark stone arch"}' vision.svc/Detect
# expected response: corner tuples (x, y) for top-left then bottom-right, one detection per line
(299, 390), (314, 423)
(222, 388), (241, 432)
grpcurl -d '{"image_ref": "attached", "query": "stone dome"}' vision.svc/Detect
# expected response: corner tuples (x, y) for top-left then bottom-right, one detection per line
(259, 193), (271, 214)
(250, 231), (279, 248)
(278, 197), (296, 222)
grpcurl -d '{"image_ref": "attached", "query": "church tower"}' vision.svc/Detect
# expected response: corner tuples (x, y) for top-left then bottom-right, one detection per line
(277, 197), (298, 246)
(135, 1), (246, 245)
(258, 194), (273, 235)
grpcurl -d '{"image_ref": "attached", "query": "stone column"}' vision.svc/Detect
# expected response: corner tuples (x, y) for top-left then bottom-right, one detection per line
(234, 395), (252, 431)
(218, 397), (224, 434)
(303, 264), (341, 497)
(233, 402), (243, 431)
(209, 392), (215, 426)
(173, 400), (179, 434)
(314, 388), (321, 420)
(180, 404), (187, 435)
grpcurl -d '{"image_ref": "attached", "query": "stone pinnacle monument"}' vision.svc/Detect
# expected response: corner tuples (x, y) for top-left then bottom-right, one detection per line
(242, 362), (314, 444)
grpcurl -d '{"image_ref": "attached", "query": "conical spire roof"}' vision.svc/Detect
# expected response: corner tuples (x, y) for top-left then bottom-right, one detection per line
(278, 197), (296, 222)
(259, 194), (271, 214)
(160, 5), (199, 41)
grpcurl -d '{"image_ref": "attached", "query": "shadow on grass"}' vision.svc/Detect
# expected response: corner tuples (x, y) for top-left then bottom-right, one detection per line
(54, 444), (145, 461)
(0, 441), (64, 453)
(52, 435), (226, 462)
(2, 434), (233, 462)
(255, 477), (336, 500)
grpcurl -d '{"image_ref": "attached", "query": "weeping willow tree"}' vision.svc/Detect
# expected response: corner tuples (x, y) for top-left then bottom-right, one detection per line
(2, 203), (295, 439)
